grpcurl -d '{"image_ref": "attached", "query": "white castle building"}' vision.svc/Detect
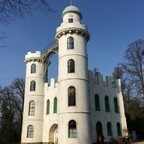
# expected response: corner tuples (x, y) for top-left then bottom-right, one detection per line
(21, 5), (127, 144)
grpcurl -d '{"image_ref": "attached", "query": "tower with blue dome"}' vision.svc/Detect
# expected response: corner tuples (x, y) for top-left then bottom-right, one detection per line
(56, 5), (91, 144)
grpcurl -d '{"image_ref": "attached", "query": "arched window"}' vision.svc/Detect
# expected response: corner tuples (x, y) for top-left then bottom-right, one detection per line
(67, 37), (74, 49)
(114, 97), (119, 113)
(107, 122), (112, 136)
(95, 94), (100, 111)
(31, 63), (36, 73)
(105, 96), (110, 112)
(68, 59), (75, 73)
(117, 122), (121, 136)
(46, 99), (50, 114)
(27, 125), (34, 138)
(29, 101), (35, 116)
(68, 86), (76, 106)
(68, 120), (77, 138)
(53, 97), (57, 113)
(30, 81), (36, 91)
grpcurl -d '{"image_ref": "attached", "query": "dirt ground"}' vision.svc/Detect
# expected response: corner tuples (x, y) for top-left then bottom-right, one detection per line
(132, 141), (144, 144)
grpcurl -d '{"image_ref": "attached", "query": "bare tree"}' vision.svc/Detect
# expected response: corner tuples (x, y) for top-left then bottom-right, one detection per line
(113, 40), (144, 139)
(10, 78), (25, 122)
(113, 39), (144, 111)
(0, 0), (55, 24)
(121, 39), (144, 100)
(0, 78), (25, 143)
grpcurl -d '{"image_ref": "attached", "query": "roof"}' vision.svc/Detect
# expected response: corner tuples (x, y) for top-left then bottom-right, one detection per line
(62, 6), (82, 19)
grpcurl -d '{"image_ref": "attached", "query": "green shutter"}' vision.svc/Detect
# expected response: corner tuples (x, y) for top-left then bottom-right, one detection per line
(105, 96), (110, 112)
(46, 100), (50, 114)
(107, 122), (112, 136)
(54, 97), (57, 113)
(114, 97), (119, 113)
(95, 95), (100, 111)
(117, 123), (121, 136)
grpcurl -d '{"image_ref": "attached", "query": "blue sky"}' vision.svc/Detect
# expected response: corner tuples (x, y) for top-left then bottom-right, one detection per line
(0, 0), (144, 86)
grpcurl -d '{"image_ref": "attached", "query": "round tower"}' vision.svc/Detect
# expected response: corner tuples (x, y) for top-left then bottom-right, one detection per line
(21, 51), (45, 143)
(55, 6), (91, 144)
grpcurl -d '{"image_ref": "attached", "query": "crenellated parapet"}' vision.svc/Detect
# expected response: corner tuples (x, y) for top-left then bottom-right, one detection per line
(44, 78), (59, 91)
(88, 70), (121, 88)
(24, 51), (42, 64)
(47, 78), (58, 89)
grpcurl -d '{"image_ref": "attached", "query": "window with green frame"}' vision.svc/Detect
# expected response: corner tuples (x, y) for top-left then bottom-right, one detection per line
(68, 59), (75, 73)
(31, 63), (36, 73)
(95, 94), (100, 111)
(68, 120), (77, 138)
(107, 122), (112, 136)
(117, 122), (121, 136)
(67, 36), (74, 49)
(114, 97), (119, 113)
(29, 100), (35, 116)
(53, 97), (57, 113)
(27, 125), (34, 138)
(105, 96), (110, 112)
(46, 99), (50, 114)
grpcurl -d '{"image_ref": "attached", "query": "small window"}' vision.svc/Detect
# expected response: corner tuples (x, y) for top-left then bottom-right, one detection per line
(114, 97), (119, 113)
(27, 125), (34, 138)
(30, 81), (36, 91)
(68, 86), (76, 106)
(53, 97), (57, 113)
(105, 96), (110, 112)
(107, 122), (112, 136)
(68, 18), (73, 23)
(29, 101), (35, 116)
(46, 100), (50, 114)
(67, 37), (74, 49)
(31, 63), (36, 73)
(117, 122), (121, 136)
(68, 120), (77, 138)
(95, 94), (100, 111)
(68, 59), (75, 73)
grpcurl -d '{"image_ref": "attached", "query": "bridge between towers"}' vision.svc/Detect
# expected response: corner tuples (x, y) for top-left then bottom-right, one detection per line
(40, 40), (58, 63)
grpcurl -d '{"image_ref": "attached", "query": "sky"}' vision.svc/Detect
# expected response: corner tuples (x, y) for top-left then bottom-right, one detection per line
(0, 0), (144, 87)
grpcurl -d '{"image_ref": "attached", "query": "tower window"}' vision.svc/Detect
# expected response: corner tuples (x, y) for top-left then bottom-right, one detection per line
(68, 18), (73, 23)
(30, 81), (36, 91)
(68, 120), (77, 138)
(46, 99), (50, 114)
(67, 37), (74, 49)
(107, 122), (112, 136)
(27, 125), (34, 138)
(114, 97), (119, 113)
(31, 63), (36, 73)
(53, 97), (57, 113)
(95, 94), (100, 111)
(68, 59), (75, 73)
(68, 86), (76, 106)
(117, 122), (122, 136)
(105, 96), (110, 112)
(29, 101), (35, 116)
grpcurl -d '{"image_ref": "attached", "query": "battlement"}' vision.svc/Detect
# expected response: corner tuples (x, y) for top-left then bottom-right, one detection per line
(46, 78), (58, 89)
(25, 51), (42, 59)
(88, 70), (121, 88)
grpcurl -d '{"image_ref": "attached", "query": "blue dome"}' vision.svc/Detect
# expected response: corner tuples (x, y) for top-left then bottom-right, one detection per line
(62, 6), (82, 18)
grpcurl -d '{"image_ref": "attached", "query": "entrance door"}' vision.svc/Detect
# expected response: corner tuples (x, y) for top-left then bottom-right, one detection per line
(96, 122), (103, 141)
(49, 124), (58, 144)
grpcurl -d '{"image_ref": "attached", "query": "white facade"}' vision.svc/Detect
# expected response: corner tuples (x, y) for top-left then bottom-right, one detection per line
(21, 5), (127, 144)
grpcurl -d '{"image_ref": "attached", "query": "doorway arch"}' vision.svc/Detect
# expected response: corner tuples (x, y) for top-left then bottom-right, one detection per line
(96, 121), (103, 141)
(49, 124), (58, 144)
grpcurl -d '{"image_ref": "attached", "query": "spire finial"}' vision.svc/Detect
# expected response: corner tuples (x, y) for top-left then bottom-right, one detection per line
(70, 0), (73, 5)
